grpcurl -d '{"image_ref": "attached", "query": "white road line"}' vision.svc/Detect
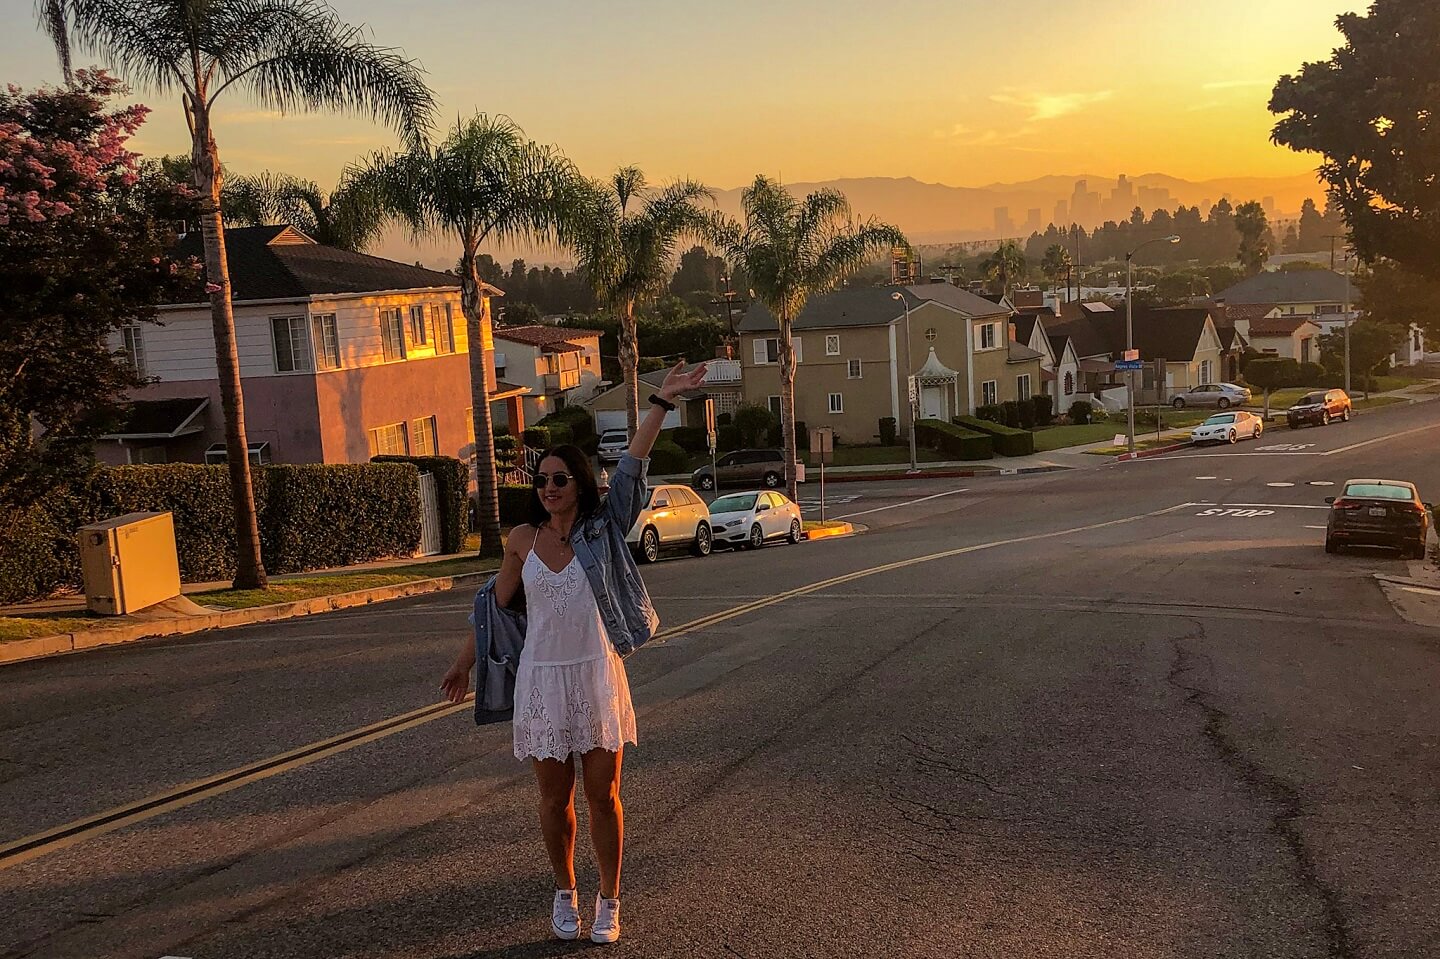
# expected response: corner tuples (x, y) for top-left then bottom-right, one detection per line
(1322, 422), (1440, 456)
(835, 488), (968, 519)
(1188, 502), (1330, 510)
(1305, 525), (1328, 530)
(1308, 481), (1335, 486)
(1195, 476), (1218, 480)
(1267, 482), (1296, 487)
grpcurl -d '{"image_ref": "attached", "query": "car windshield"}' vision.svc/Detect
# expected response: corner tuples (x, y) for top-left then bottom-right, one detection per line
(709, 493), (758, 513)
(1299, 393), (1327, 405)
(1204, 414), (1236, 424)
(1344, 484), (1413, 501)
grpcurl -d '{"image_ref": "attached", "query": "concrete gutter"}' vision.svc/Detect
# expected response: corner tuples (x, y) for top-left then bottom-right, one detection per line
(1115, 441), (1193, 462)
(0, 570), (494, 668)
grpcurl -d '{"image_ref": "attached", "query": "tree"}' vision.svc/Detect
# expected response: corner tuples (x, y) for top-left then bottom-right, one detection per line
(1040, 244), (1072, 301)
(1234, 201), (1272, 275)
(984, 241), (1027, 297)
(1270, 1), (1440, 281)
(1357, 259), (1440, 342)
(1280, 224), (1299, 255)
(1318, 320), (1401, 398)
(670, 245), (725, 297)
(719, 176), (907, 499)
(1244, 356), (1301, 418)
(1, 72), (200, 509)
(224, 170), (387, 252)
(570, 168), (717, 434)
(1296, 198), (1327, 253)
(40, 0), (435, 589)
(364, 114), (580, 555)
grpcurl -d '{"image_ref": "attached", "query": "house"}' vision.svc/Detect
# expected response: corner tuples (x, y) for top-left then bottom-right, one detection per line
(735, 282), (1044, 443)
(1229, 310), (1324, 363)
(491, 324), (604, 428)
(1050, 305), (1226, 405)
(583, 356), (744, 433)
(1215, 269), (1355, 325)
(100, 225), (526, 469)
(1012, 309), (1082, 416)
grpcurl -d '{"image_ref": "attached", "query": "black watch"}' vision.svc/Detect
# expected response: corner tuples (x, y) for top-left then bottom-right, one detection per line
(648, 393), (677, 412)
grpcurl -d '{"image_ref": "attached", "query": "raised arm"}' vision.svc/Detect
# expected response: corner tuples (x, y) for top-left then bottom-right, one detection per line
(628, 361), (708, 459)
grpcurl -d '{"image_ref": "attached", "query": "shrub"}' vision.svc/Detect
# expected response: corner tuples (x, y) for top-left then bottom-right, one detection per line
(1069, 400), (1094, 425)
(765, 423), (782, 448)
(976, 404), (1004, 424)
(0, 499), (83, 604)
(953, 415), (1035, 456)
(496, 485), (533, 526)
(915, 418), (994, 460)
(372, 454), (469, 553)
(716, 424), (742, 451)
(1015, 400), (1037, 430)
(263, 463), (420, 571)
(538, 405), (595, 442)
(649, 440), (691, 474)
(1296, 362), (1326, 386)
(879, 417), (898, 446)
(999, 401), (1023, 428)
(716, 412), (732, 427)
(796, 421), (809, 450)
(733, 403), (776, 448)
(670, 425), (708, 453)
(521, 426), (552, 449)
(1032, 395), (1055, 427)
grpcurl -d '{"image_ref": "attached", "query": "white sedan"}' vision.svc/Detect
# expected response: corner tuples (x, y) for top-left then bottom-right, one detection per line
(1190, 410), (1263, 445)
(707, 490), (803, 550)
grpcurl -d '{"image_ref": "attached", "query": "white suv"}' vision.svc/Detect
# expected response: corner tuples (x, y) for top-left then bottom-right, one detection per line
(597, 428), (629, 463)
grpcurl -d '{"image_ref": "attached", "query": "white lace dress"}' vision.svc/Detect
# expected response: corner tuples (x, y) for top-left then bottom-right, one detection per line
(513, 548), (637, 761)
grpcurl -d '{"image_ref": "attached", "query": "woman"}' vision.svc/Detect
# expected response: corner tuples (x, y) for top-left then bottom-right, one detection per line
(442, 361), (708, 945)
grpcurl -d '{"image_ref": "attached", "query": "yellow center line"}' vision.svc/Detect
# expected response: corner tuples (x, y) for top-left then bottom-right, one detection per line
(0, 501), (1188, 870)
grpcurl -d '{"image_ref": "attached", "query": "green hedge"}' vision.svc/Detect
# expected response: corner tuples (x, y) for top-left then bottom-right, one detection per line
(372, 454), (469, 553)
(264, 464), (421, 571)
(649, 440), (691, 475)
(953, 415), (1035, 457)
(538, 405), (595, 443)
(915, 419), (993, 460)
(497, 484), (533, 526)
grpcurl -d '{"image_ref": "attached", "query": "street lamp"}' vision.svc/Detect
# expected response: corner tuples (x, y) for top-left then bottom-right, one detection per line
(891, 290), (919, 472)
(1125, 234), (1181, 456)
(1340, 249), (1355, 395)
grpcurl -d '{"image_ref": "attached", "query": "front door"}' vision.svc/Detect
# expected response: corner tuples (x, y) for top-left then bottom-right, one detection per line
(921, 385), (947, 421)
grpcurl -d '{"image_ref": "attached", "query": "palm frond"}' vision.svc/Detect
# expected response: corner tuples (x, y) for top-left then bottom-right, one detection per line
(36, 0), (72, 79)
(51, 0), (191, 94)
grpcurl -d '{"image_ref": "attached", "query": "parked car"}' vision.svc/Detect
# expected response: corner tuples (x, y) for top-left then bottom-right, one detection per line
(692, 449), (786, 491)
(1190, 410), (1263, 445)
(597, 428), (630, 463)
(1287, 389), (1352, 429)
(1170, 383), (1251, 410)
(1325, 479), (1433, 558)
(707, 490), (803, 550)
(626, 484), (712, 562)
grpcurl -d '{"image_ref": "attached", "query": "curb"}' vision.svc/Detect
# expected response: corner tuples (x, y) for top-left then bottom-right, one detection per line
(1115, 441), (1193, 462)
(0, 570), (494, 668)
(819, 464), (1071, 484)
(803, 522), (856, 542)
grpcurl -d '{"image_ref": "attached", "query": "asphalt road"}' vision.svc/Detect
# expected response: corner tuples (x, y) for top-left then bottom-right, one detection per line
(3, 398), (1439, 959)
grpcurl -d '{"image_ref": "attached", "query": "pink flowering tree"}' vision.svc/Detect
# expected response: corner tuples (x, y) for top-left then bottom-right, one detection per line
(0, 72), (200, 509)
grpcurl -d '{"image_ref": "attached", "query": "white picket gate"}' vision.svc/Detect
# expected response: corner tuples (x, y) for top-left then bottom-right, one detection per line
(417, 472), (442, 556)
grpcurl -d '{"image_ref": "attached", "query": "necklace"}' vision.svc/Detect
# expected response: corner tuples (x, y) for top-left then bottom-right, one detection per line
(549, 520), (574, 548)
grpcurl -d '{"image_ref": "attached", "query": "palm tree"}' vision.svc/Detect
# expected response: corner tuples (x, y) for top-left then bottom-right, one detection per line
(39, 0), (435, 590)
(984, 241), (1027, 299)
(226, 170), (387, 252)
(362, 114), (582, 556)
(569, 168), (717, 433)
(719, 176), (907, 500)
(1040, 244), (1072, 304)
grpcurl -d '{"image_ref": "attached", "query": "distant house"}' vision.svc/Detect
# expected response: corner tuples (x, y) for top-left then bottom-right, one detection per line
(101, 225), (525, 470)
(1050, 304), (1225, 405)
(492, 324), (604, 428)
(1012, 310), (1081, 416)
(584, 357), (744, 434)
(1232, 310), (1324, 363)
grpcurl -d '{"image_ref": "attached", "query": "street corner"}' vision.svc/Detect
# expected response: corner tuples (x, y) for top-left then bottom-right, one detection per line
(803, 520), (861, 542)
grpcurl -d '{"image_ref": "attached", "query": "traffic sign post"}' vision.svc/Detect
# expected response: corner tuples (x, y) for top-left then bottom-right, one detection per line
(704, 398), (717, 499)
(809, 426), (834, 523)
(1115, 359), (1144, 371)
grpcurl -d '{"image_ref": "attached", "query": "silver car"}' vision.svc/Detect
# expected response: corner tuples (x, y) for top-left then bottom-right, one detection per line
(1170, 382), (1251, 410)
(597, 428), (629, 463)
(625, 484), (712, 562)
(707, 490), (804, 550)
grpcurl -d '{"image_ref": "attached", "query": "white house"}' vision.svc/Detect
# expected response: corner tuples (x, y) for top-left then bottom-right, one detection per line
(491, 324), (604, 428)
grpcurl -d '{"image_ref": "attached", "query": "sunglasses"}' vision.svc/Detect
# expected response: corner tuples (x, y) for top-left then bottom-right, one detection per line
(533, 471), (573, 490)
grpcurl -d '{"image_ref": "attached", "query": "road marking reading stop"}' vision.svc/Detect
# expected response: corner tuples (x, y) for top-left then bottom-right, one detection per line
(1256, 443), (1315, 452)
(1197, 507), (1275, 517)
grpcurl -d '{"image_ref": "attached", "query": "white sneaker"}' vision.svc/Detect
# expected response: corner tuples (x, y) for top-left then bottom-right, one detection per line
(591, 893), (621, 944)
(551, 888), (581, 940)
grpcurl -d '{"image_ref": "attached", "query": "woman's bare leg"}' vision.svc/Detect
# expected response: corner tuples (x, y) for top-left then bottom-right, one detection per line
(581, 747), (624, 899)
(533, 756), (577, 889)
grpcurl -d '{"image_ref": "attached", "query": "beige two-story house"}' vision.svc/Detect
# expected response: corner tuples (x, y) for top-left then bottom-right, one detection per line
(736, 282), (1044, 444)
(492, 324), (604, 428)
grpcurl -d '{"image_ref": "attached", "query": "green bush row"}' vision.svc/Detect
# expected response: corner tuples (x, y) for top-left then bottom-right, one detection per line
(953, 416), (1035, 456)
(372, 454), (469, 554)
(915, 419), (994, 460)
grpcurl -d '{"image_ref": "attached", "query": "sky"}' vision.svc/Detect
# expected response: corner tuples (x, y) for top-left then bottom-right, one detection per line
(2, 0), (1359, 194)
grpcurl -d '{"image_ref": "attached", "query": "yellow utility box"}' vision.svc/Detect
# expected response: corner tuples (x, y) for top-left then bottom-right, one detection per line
(77, 512), (182, 615)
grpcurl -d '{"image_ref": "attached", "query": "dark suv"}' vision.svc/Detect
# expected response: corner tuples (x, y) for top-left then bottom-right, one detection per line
(1287, 389), (1352, 429)
(691, 449), (785, 491)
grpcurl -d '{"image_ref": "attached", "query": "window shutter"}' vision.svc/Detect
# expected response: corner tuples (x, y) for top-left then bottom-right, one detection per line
(752, 338), (767, 365)
(794, 337), (803, 364)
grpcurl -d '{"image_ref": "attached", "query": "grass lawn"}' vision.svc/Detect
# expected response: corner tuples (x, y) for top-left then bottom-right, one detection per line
(1032, 423), (1122, 451)
(1355, 395), (1406, 411)
(194, 556), (495, 610)
(1085, 436), (1193, 456)
(0, 613), (115, 642)
(1246, 388), (1311, 411)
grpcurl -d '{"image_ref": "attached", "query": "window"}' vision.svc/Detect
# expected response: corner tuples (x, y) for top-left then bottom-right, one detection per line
(1016, 374), (1032, 399)
(367, 422), (409, 456)
(409, 305), (429, 346)
(271, 315), (311, 373)
(121, 324), (147, 375)
(380, 308), (406, 362)
(311, 314), (340, 371)
(410, 416), (438, 456)
(825, 334), (841, 356)
(980, 323), (998, 350)
(847, 359), (863, 379)
(828, 392), (844, 414)
(981, 380), (998, 405)
(1064, 371), (1075, 394)
(434, 303), (456, 354)
(1199, 360), (1213, 385)
(752, 337), (802, 365)
(768, 395), (782, 417)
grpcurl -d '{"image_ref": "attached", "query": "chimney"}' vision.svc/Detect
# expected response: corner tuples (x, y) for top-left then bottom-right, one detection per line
(1009, 321), (1018, 342)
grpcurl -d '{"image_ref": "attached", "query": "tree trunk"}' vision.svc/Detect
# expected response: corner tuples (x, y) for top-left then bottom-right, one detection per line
(191, 104), (266, 590)
(619, 298), (639, 435)
(778, 313), (799, 501)
(462, 244), (502, 558)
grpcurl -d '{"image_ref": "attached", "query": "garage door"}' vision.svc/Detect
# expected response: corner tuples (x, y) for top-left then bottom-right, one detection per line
(595, 408), (681, 432)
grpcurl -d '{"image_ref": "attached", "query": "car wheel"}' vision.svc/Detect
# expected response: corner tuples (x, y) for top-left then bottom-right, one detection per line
(1321, 411), (1331, 426)
(787, 518), (803, 544)
(698, 474), (715, 491)
(690, 523), (712, 557)
(763, 471), (782, 489)
(1288, 422), (1299, 430)
(1217, 398), (1231, 410)
(1341, 407), (1352, 422)
(1325, 537), (1339, 554)
(747, 524), (764, 550)
(638, 527), (660, 564)
(1253, 423), (1263, 440)
(1228, 429), (1237, 445)
(1172, 398), (1186, 410)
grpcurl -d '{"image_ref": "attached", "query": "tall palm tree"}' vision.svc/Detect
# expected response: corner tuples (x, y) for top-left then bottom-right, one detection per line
(719, 176), (907, 500)
(226, 170), (387, 252)
(39, 0), (435, 589)
(985, 241), (1027, 299)
(1040, 243), (1072, 304)
(362, 114), (582, 556)
(570, 168), (717, 433)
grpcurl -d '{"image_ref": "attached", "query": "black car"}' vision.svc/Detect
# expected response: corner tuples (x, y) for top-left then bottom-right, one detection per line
(1325, 479), (1433, 558)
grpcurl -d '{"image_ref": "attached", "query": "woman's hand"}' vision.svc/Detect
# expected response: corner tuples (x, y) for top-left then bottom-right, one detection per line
(440, 650), (473, 704)
(658, 360), (708, 402)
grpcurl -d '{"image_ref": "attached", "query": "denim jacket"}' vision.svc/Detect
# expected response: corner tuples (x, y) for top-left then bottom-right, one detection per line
(470, 576), (527, 725)
(574, 453), (661, 656)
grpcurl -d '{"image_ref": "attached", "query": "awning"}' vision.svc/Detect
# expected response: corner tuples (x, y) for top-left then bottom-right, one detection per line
(490, 380), (532, 401)
(1041, 368), (1058, 382)
(100, 397), (209, 440)
(540, 341), (583, 354)
(914, 347), (960, 386)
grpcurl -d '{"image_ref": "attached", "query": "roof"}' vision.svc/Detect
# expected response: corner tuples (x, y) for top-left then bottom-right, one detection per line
(101, 398), (209, 440)
(1049, 307), (1217, 362)
(1047, 334), (1074, 361)
(1217, 327), (1247, 351)
(494, 324), (603, 349)
(1007, 341), (1045, 364)
(491, 380), (530, 400)
(736, 283), (1008, 333)
(1248, 316), (1322, 337)
(1011, 314), (1040, 344)
(1215, 270), (1354, 305)
(172, 226), (485, 303)
(1215, 303), (1277, 325)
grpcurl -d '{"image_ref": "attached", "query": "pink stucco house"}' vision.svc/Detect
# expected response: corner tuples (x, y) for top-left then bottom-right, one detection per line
(100, 226), (526, 467)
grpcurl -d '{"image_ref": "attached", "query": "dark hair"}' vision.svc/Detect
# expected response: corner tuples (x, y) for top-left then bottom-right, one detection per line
(526, 444), (601, 529)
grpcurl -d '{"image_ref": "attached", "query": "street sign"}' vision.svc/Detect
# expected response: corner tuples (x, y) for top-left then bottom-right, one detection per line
(1123, 349), (1140, 361)
(907, 375), (919, 407)
(809, 426), (835, 465)
(1115, 359), (1144, 371)
(704, 398), (716, 455)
